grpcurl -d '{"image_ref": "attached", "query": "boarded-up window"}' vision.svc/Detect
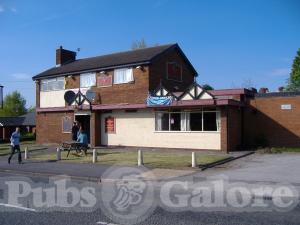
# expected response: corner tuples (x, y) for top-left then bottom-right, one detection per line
(167, 62), (182, 81)
(97, 74), (113, 87)
(62, 116), (72, 133)
(105, 117), (115, 133)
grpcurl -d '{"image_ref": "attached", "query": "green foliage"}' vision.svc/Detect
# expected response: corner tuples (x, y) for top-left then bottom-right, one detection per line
(0, 91), (27, 116)
(28, 106), (36, 112)
(20, 133), (36, 141)
(286, 49), (300, 91)
(131, 38), (147, 50)
(202, 84), (214, 91)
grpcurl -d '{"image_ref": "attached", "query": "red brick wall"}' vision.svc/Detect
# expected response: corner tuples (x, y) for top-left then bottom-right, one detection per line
(244, 96), (300, 147)
(36, 112), (74, 144)
(149, 48), (196, 92)
(220, 106), (242, 152)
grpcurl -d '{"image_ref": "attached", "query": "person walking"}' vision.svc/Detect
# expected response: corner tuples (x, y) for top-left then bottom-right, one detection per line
(8, 127), (22, 164)
(71, 121), (79, 141)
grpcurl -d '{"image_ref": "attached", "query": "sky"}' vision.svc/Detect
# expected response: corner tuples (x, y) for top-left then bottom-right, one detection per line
(0, 0), (299, 107)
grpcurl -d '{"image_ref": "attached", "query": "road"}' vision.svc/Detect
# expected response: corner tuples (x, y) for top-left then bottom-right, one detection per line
(0, 168), (299, 225)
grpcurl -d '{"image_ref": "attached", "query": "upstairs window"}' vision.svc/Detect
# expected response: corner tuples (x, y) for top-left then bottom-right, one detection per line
(167, 62), (182, 81)
(80, 73), (96, 88)
(40, 77), (65, 92)
(114, 68), (133, 84)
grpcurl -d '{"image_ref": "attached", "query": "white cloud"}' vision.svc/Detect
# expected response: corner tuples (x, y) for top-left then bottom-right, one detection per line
(268, 68), (290, 77)
(0, 5), (4, 12)
(11, 73), (30, 80)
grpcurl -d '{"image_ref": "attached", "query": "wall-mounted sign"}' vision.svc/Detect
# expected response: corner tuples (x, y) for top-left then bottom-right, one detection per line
(167, 62), (182, 81)
(281, 104), (292, 110)
(97, 74), (112, 87)
(105, 116), (115, 133)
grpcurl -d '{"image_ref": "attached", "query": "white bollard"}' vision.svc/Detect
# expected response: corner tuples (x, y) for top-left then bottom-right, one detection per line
(138, 150), (143, 166)
(192, 152), (197, 168)
(56, 148), (61, 161)
(92, 149), (97, 163)
(24, 147), (28, 160)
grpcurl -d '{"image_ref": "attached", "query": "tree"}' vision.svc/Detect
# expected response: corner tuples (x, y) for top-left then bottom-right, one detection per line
(131, 38), (147, 50)
(0, 91), (27, 116)
(286, 49), (300, 91)
(202, 84), (214, 91)
(28, 106), (36, 112)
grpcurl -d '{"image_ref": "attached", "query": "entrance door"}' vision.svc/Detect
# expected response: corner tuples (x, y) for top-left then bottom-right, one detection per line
(75, 114), (91, 144)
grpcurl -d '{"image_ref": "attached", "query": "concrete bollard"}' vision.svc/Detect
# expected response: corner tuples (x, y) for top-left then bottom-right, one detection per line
(138, 150), (143, 166)
(92, 149), (97, 163)
(24, 147), (29, 160)
(56, 148), (61, 161)
(192, 152), (197, 168)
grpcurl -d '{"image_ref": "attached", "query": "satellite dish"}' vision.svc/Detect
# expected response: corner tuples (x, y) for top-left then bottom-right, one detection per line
(64, 90), (76, 105)
(86, 89), (96, 102)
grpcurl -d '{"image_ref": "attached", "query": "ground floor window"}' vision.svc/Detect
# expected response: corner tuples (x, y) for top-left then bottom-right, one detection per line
(155, 109), (220, 132)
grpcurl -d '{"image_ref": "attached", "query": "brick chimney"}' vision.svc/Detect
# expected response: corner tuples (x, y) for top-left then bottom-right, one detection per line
(56, 46), (76, 66)
(259, 87), (269, 93)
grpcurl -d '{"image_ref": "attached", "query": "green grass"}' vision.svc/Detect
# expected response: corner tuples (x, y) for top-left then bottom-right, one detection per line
(0, 141), (46, 156)
(30, 150), (229, 169)
(257, 147), (300, 154)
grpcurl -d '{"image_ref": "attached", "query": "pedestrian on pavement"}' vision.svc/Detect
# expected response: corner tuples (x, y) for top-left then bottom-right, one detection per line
(8, 127), (22, 164)
(71, 121), (79, 141)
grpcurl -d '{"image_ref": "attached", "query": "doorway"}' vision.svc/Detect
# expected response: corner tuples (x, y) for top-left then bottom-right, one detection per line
(75, 114), (91, 144)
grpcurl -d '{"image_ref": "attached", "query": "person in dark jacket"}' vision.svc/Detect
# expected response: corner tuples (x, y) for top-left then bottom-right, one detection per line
(8, 127), (22, 164)
(71, 121), (79, 141)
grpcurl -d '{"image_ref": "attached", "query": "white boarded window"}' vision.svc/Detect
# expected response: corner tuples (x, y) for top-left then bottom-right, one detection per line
(62, 116), (72, 133)
(113, 68), (133, 84)
(80, 73), (96, 88)
(40, 77), (65, 92)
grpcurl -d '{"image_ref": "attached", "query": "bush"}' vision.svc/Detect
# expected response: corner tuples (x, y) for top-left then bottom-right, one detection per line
(20, 132), (36, 141)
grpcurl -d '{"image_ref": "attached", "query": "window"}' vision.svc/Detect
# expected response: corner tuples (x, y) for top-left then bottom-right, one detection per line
(155, 112), (169, 131)
(114, 68), (133, 84)
(170, 113), (181, 131)
(62, 116), (72, 133)
(167, 62), (182, 81)
(189, 112), (202, 131)
(40, 77), (65, 92)
(203, 112), (217, 131)
(155, 110), (220, 132)
(80, 73), (96, 88)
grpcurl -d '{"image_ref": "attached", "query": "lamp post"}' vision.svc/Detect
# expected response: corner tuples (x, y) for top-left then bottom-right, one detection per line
(0, 84), (3, 109)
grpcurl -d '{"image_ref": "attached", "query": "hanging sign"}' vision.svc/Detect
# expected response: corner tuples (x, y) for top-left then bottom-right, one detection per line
(97, 74), (112, 87)
(105, 117), (115, 133)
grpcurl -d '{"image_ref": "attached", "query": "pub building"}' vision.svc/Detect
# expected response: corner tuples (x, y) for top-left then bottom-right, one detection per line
(32, 44), (300, 152)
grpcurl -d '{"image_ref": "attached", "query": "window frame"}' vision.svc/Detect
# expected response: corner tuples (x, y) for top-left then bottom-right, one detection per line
(166, 61), (183, 82)
(113, 67), (134, 84)
(80, 72), (96, 88)
(154, 109), (220, 132)
(40, 77), (65, 92)
(62, 116), (73, 133)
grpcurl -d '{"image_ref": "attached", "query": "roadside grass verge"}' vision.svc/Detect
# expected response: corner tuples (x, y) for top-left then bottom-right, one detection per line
(29, 150), (229, 169)
(257, 147), (300, 154)
(0, 141), (47, 156)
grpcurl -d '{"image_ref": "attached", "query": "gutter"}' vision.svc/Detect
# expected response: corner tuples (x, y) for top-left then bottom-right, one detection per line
(32, 61), (151, 80)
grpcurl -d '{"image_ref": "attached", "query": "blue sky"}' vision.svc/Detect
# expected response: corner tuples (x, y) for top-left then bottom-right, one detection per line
(0, 0), (299, 107)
